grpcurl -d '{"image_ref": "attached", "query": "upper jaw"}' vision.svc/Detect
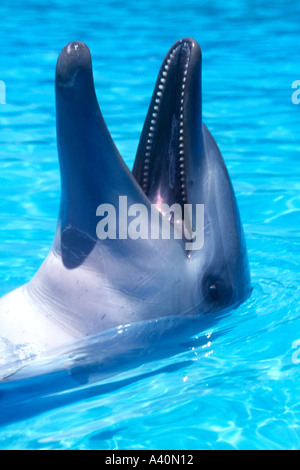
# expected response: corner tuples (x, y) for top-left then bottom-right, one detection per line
(132, 38), (203, 210)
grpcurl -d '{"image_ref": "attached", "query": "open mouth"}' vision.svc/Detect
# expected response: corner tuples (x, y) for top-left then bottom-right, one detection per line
(54, 38), (204, 266)
(55, 38), (202, 216)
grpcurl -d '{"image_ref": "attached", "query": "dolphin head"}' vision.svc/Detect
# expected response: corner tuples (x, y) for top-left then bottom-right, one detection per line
(132, 38), (252, 314)
(0, 38), (252, 352)
(28, 38), (251, 339)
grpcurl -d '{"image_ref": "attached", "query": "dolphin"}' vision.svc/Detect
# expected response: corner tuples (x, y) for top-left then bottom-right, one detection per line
(0, 38), (251, 354)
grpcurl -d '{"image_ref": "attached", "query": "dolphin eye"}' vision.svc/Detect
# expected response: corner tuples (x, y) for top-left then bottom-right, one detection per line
(203, 276), (233, 307)
(203, 277), (234, 308)
(208, 283), (219, 301)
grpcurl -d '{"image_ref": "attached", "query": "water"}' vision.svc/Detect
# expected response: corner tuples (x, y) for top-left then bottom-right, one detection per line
(0, 0), (299, 450)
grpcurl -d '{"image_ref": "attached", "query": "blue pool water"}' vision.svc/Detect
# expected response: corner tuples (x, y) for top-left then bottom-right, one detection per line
(0, 0), (300, 450)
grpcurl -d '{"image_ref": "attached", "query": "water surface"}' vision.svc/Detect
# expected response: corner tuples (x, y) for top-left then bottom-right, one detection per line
(0, 0), (299, 450)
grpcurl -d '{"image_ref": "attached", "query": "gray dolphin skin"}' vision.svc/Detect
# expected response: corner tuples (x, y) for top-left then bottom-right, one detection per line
(0, 38), (251, 353)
